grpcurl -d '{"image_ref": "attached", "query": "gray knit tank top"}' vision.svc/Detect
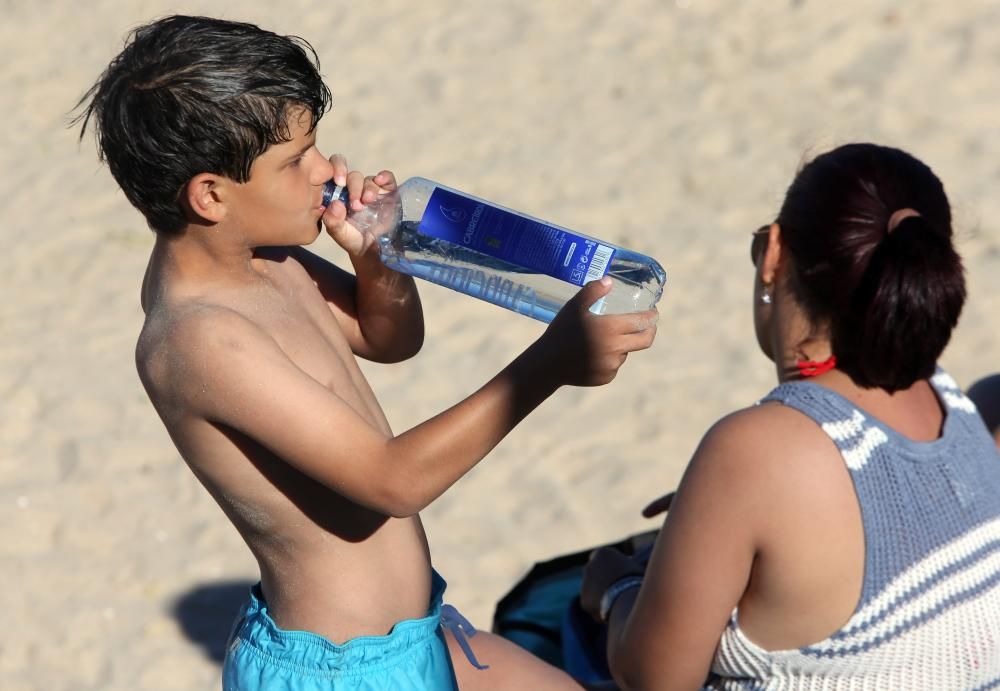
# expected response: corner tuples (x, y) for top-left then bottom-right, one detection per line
(706, 371), (1000, 690)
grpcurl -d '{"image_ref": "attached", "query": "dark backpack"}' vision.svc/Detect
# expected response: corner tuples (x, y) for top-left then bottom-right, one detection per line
(492, 530), (658, 683)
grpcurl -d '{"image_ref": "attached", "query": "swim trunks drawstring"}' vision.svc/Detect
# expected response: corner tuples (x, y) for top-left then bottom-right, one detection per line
(440, 604), (490, 670)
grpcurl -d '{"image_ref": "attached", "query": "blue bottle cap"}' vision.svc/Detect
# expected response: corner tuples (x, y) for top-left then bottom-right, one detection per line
(322, 181), (348, 207)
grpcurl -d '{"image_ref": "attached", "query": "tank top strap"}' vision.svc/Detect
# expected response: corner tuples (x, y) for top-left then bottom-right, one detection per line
(929, 370), (983, 427)
(758, 381), (890, 468)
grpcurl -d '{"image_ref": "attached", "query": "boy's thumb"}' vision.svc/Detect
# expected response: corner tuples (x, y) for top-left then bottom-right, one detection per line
(573, 276), (613, 311)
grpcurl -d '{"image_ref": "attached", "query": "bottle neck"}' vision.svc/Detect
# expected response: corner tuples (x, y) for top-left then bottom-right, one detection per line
(322, 181), (348, 207)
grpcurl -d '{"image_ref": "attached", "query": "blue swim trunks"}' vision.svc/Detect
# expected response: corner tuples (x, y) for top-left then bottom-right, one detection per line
(223, 570), (478, 690)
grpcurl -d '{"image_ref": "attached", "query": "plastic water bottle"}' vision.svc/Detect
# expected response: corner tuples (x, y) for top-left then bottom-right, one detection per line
(323, 177), (666, 323)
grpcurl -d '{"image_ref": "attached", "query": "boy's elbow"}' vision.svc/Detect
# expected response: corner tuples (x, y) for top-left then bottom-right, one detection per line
(381, 498), (422, 519)
(395, 312), (425, 360)
(394, 331), (424, 362)
(400, 321), (425, 359)
(368, 329), (424, 364)
(366, 487), (417, 518)
(376, 478), (432, 519)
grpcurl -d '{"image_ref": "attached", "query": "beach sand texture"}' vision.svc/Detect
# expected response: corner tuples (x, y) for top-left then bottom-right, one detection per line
(4, 1), (1000, 688)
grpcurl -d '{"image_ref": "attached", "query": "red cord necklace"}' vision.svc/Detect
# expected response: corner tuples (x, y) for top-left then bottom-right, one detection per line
(795, 355), (837, 378)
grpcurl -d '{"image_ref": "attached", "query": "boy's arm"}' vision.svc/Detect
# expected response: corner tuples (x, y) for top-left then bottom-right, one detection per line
(171, 281), (656, 518)
(290, 244), (424, 364)
(300, 164), (423, 363)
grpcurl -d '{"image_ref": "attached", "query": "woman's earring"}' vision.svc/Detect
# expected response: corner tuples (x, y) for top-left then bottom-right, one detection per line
(761, 286), (772, 305)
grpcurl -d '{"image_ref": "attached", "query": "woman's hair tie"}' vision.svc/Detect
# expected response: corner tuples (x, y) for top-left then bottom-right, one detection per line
(887, 207), (921, 233)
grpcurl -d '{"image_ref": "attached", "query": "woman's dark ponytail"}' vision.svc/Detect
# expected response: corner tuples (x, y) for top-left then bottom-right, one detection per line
(777, 143), (966, 392)
(833, 214), (966, 391)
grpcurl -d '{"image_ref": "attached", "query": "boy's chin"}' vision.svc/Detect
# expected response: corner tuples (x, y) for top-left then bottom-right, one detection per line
(299, 222), (323, 245)
(298, 220), (323, 245)
(283, 223), (322, 247)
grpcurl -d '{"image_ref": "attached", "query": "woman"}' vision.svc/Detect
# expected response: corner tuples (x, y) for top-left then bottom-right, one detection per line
(580, 143), (1000, 689)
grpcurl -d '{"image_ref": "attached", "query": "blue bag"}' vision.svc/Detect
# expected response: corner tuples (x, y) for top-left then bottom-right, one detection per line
(491, 530), (658, 683)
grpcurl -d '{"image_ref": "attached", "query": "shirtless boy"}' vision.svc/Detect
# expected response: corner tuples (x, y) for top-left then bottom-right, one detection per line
(76, 15), (657, 690)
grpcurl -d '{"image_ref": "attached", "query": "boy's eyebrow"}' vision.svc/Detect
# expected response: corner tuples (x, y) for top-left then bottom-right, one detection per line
(286, 138), (316, 161)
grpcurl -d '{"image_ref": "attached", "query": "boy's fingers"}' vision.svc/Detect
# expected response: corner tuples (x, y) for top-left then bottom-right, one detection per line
(322, 202), (346, 224)
(566, 284), (659, 330)
(345, 170), (367, 210)
(360, 175), (388, 204)
(621, 326), (657, 353)
(373, 170), (397, 191)
(328, 154), (348, 186)
(572, 277), (613, 312)
(626, 309), (659, 334)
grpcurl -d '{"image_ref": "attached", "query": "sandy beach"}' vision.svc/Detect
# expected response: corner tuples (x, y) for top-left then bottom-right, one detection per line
(3, 0), (1000, 688)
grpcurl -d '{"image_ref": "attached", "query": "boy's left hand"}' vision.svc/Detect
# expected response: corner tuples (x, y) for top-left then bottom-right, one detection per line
(532, 278), (658, 388)
(322, 154), (397, 257)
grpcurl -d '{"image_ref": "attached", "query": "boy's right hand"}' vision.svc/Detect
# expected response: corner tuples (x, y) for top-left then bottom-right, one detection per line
(321, 154), (397, 258)
(533, 277), (658, 387)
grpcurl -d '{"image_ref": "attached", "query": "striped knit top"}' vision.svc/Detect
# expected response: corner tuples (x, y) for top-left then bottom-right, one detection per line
(705, 371), (1000, 690)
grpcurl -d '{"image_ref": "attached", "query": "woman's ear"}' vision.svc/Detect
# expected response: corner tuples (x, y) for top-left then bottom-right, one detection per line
(182, 173), (228, 224)
(760, 222), (784, 285)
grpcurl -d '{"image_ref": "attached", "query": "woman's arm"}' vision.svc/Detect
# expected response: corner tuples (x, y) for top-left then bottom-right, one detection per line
(582, 406), (784, 690)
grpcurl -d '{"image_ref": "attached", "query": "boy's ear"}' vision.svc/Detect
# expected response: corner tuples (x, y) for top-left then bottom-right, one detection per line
(183, 173), (228, 224)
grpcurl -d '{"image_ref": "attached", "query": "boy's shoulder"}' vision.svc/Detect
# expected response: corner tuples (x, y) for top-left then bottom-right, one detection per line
(136, 294), (274, 408)
(137, 244), (310, 356)
(134, 244), (347, 418)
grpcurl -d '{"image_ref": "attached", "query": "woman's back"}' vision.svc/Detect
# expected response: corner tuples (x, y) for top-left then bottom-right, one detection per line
(709, 371), (1000, 688)
(582, 144), (1000, 690)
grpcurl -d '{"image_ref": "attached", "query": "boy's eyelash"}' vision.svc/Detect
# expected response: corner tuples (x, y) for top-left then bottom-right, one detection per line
(290, 144), (316, 168)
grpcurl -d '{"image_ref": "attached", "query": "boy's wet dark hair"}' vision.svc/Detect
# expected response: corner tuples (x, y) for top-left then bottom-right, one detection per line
(777, 143), (966, 392)
(74, 15), (332, 234)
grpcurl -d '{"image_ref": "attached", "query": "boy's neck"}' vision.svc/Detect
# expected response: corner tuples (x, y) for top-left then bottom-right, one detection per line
(153, 222), (269, 284)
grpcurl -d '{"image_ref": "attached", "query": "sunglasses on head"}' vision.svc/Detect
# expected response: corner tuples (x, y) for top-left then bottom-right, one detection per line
(750, 224), (770, 265)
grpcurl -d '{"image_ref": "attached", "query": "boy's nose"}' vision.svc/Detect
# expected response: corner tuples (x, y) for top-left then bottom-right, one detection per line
(314, 151), (335, 184)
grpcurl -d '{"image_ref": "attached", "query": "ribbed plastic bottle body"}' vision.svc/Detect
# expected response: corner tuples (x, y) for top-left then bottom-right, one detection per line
(323, 177), (665, 323)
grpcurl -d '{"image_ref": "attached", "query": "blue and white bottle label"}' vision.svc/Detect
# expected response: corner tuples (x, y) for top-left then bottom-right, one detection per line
(419, 187), (616, 287)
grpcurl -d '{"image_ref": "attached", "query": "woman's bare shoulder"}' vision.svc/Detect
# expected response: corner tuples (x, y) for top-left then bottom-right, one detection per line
(687, 401), (848, 500)
(700, 401), (832, 458)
